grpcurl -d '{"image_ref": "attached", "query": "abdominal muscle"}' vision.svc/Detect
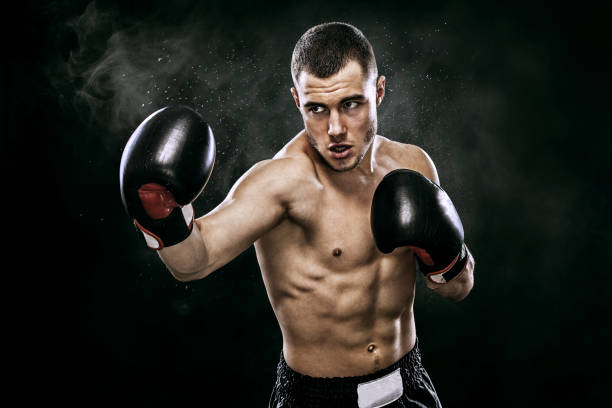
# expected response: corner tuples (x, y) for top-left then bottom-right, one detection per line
(255, 234), (418, 378)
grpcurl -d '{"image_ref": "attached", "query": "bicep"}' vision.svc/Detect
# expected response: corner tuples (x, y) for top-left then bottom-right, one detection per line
(393, 142), (440, 185)
(195, 161), (288, 273)
(413, 146), (440, 185)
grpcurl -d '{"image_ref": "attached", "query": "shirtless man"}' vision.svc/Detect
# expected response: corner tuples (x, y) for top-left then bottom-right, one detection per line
(120, 22), (474, 408)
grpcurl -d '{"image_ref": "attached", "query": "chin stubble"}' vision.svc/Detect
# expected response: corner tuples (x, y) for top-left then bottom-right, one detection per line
(306, 121), (376, 173)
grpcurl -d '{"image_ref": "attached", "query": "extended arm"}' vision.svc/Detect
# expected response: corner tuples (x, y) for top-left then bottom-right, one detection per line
(159, 159), (291, 281)
(120, 106), (294, 283)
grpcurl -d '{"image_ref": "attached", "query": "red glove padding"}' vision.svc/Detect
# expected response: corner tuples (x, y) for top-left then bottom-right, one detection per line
(138, 183), (180, 220)
(119, 106), (215, 250)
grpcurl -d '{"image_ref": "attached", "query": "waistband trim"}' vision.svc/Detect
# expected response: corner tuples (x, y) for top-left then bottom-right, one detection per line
(277, 337), (423, 388)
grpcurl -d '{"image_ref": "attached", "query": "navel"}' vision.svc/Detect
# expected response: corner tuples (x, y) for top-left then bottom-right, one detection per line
(332, 248), (342, 257)
(367, 343), (377, 353)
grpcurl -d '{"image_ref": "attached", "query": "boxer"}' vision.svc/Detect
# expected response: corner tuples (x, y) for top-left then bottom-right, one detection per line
(120, 22), (475, 407)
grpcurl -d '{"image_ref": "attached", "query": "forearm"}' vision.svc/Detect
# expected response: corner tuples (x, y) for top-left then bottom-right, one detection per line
(425, 245), (475, 302)
(158, 222), (210, 282)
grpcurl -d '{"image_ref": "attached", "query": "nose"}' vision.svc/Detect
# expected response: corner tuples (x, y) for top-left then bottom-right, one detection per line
(327, 110), (346, 140)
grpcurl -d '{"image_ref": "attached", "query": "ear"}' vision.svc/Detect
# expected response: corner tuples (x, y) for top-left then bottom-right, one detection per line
(375, 76), (386, 107)
(290, 87), (301, 109)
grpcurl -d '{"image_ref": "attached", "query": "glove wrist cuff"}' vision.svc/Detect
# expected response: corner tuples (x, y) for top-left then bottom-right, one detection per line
(425, 244), (468, 284)
(134, 204), (194, 250)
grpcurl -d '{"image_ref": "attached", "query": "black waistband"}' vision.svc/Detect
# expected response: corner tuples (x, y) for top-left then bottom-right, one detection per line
(271, 339), (424, 407)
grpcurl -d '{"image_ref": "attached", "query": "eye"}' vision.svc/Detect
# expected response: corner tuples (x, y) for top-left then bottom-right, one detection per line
(344, 101), (360, 109)
(309, 105), (326, 114)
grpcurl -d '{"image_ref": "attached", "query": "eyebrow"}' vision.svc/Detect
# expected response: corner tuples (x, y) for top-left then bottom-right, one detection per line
(303, 94), (367, 108)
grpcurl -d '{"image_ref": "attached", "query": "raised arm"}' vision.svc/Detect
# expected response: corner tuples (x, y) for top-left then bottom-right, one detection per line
(371, 145), (475, 302)
(411, 146), (475, 301)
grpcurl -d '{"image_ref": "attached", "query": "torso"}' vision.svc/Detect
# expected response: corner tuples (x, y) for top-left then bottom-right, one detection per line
(254, 132), (431, 377)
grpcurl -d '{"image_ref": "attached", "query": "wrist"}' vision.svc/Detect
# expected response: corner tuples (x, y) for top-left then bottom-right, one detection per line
(134, 203), (194, 250)
(422, 243), (468, 284)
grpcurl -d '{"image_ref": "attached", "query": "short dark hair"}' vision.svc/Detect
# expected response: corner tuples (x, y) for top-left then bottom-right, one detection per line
(291, 22), (377, 83)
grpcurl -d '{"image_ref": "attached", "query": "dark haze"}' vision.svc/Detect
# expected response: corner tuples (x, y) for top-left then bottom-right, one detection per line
(12, 0), (611, 406)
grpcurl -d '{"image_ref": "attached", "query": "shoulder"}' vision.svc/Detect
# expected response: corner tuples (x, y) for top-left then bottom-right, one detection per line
(242, 156), (315, 187)
(259, 132), (317, 182)
(229, 134), (320, 201)
(376, 136), (440, 184)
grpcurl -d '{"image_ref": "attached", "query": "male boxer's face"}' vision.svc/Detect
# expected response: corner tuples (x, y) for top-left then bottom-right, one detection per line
(291, 60), (385, 172)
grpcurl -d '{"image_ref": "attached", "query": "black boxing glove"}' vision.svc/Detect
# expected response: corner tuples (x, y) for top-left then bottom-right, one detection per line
(119, 106), (215, 249)
(371, 169), (467, 284)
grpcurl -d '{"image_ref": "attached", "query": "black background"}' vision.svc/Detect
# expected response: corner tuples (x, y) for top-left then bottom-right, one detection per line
(8, 0), (612, 406)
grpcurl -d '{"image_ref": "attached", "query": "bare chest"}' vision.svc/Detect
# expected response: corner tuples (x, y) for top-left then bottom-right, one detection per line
(288, 183), (381, 269)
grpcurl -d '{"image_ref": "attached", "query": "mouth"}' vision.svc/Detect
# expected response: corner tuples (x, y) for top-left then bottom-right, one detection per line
(328, 144), (353, 159)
